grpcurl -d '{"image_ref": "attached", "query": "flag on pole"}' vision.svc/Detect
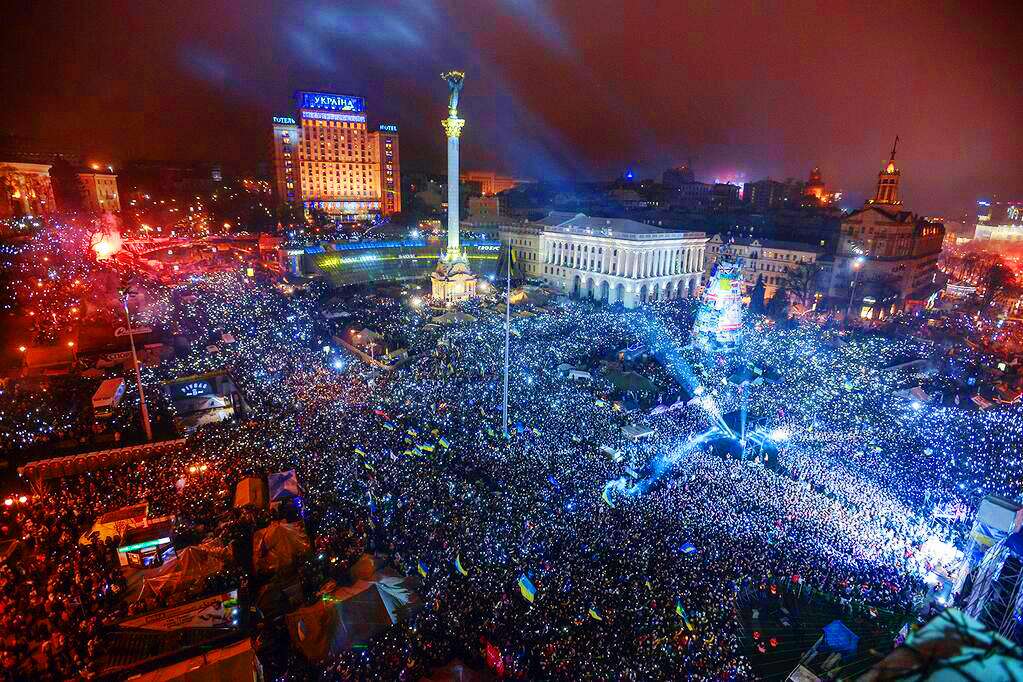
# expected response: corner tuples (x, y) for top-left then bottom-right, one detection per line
(676, 600), (694, 631)
(518, 575), (537, 603)
(455, 554), (468, 576)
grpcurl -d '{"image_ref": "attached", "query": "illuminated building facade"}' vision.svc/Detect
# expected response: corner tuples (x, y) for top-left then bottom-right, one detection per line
(827, 141), (945, 319)
(369, 125), (401, 215)
(271, 116), (301, 209)
(705, 234), (823, 302)
(974, 200), (1023, 242)
(78, 170), (120, 212)
(536, 212), (707, 308)
(270, 91), (401, 220)
(293, 239), (501, 285)
(498, 221), (544, 279)
(460, 170), (527, 196)
(803, 166), (841, 206)
(0, 161), (56, 218)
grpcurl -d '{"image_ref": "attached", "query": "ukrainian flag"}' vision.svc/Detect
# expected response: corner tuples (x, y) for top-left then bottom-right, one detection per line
(439, 437), (450, 449)
(354, 447), (367, 457)
(418, 560), (429, 578)
(383, 422), (396, 431)
(407, 428), (418, 438)
(680, 543), (697, 555)
(676, 600), (694, 631)
(601, 487), (616, 508)
(518, 575), (537, 603)
(588, 607), (603, 621)
(455, 554), (468, 576)
(420, 443), (435, 452)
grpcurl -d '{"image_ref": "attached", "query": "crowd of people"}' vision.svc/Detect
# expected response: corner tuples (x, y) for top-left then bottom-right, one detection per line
(2, 256), (1022, 679)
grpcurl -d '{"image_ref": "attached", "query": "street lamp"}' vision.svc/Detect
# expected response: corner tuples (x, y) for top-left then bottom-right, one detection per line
(845, 256), (866, 326)
(119, 288), (153, 441)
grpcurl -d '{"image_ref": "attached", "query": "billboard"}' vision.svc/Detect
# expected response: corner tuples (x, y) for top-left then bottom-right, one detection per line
(119, 590), (239, 631)
(297, 91), (365, 113)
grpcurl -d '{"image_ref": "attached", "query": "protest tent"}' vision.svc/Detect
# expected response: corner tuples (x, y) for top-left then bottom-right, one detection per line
(253, 521), (311, 574)
(287, 574), (422, 661)
(822, 620), (859, 658)
(139, 541), (230, 602)
(269, 469), (301, 501)
(233, 476), (268, 509)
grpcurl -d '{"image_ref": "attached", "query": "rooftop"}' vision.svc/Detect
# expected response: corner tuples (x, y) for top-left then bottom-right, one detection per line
(538, 212), (705, 241)
(709, 234), (825, 253)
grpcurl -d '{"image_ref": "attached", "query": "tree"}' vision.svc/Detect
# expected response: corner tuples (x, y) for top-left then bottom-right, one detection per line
(766, 284), (790, 319)
(981, 262), (1017, 316)
(748, 276), (766, 314)
(48, 156), (86, 213)
(784, 262), (823, 311)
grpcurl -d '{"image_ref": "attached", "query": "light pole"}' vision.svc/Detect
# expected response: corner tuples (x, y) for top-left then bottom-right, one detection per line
(120, 290), (153, 441)
(845, 256), (865, 327)
(502, 246), (511, 439)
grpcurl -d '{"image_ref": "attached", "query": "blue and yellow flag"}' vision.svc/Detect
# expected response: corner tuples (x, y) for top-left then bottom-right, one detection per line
(680, 543), (697, 555)
(354, 447), (367, 457)
(420, 443), (435, 452)
(455, 554), (468, 576)
(418, 560), (429, 578)
(676, 600), (694, 631)
(588, 606), (603, 621)
(383, 422), (396, 431)
(439, 437), (450, 449)
(518, 575), (537, 603)
(601, 487), (616, 508)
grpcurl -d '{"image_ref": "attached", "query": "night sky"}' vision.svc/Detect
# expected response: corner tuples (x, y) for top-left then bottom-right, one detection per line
(2, 1), (1021, 214)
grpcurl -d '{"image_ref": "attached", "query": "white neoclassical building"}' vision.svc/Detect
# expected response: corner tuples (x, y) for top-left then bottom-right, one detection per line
(534, 212), (706, 308)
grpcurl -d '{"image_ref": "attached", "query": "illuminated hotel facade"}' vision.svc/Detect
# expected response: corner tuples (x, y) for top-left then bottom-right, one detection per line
(271, 91), (401, 221)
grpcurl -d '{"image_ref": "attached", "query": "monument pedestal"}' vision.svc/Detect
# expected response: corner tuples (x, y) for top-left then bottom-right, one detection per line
(431, 253), (478, 302)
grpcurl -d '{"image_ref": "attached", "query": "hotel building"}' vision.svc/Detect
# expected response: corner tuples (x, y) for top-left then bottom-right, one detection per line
(271, 91), (401, 221)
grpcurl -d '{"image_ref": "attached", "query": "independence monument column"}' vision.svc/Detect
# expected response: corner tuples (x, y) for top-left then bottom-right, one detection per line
(432, 71), (478, 302)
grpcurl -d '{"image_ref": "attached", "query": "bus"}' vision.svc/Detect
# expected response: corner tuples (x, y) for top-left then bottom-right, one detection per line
(92, 378), (126, 418)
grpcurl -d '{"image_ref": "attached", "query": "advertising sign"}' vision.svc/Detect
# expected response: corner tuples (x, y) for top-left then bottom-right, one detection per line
(119, 591), (239, 631)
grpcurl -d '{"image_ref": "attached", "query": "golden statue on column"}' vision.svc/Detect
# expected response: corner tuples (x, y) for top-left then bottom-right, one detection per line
(432, 71), (478, 302)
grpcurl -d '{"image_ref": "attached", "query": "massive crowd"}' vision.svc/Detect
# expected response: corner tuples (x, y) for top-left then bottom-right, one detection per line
(2, 257), (1022, 679)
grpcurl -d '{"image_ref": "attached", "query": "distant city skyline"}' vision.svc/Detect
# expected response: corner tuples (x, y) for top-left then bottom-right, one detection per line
(2, 1), (1020, 216)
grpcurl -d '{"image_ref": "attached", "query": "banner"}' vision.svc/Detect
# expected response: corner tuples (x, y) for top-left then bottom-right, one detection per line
(119, 590), (238, 631)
